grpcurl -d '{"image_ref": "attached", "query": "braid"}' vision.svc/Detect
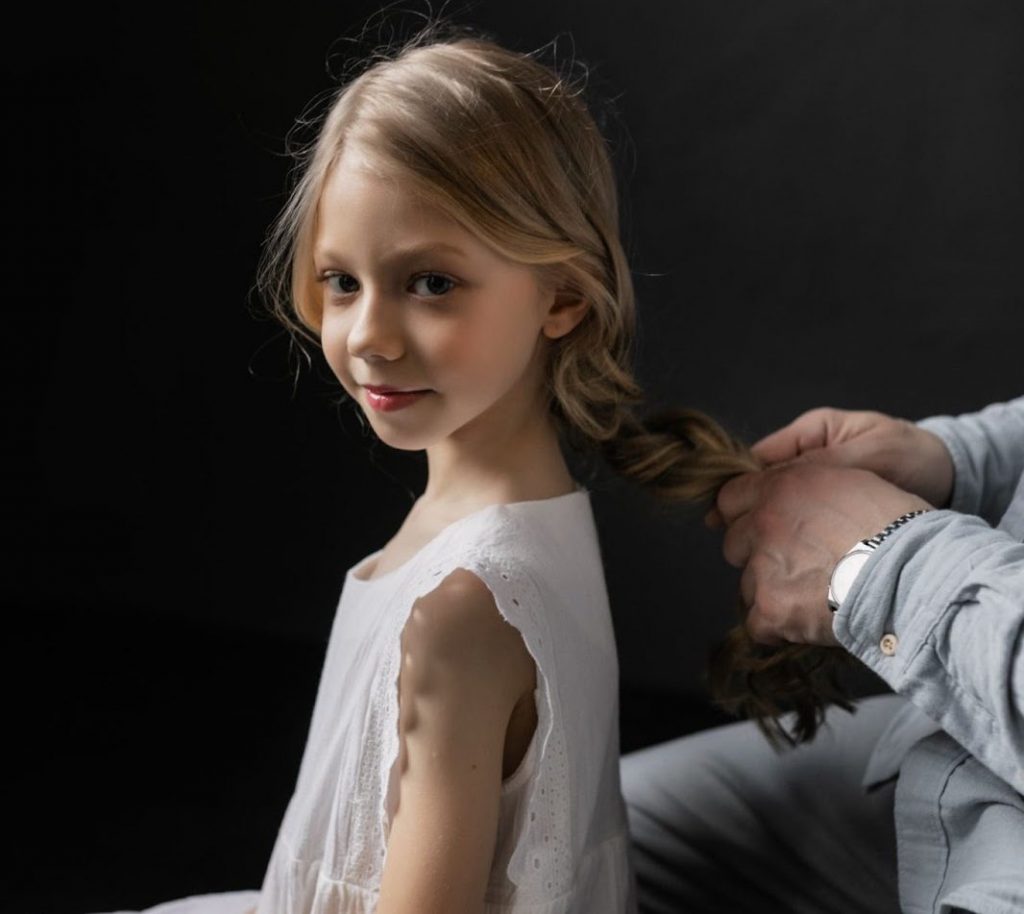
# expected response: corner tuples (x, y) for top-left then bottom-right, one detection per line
(599, 407), (758, 501)
(591, 404), (854, 745)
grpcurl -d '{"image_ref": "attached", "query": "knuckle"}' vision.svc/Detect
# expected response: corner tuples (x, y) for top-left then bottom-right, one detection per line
(739, 557), (761, 599)
(739, 573), (756, 608)
(713, 481), (732, 516)
(722, 532), (741, 568)
(802, 405), (837, 424)
(757, 591), (782, 625)
(745, 612), (775, 645)
(716, 479), (746, 524)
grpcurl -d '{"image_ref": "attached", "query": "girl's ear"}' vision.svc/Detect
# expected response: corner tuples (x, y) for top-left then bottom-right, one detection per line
(541, 288), (590, 340)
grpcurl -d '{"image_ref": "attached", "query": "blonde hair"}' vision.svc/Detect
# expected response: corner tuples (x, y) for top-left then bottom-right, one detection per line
(257, 24), (850, 743)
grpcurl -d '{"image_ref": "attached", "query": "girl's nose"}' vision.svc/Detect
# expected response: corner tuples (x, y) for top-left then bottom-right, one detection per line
(346, 291), (404, 362)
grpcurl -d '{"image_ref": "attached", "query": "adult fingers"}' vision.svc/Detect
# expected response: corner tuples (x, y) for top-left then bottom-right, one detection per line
(714, 471), (765, 526)
(704, 506), (723, 530)
(738, 556), (785, 644)
(744, 603), (786, 646)
(750, 407), (841, 465)
(739, 559), (757, 610)
(722, 511), (757, 569)
(738, 555), (787, 646)
(788, 434), (885, 474)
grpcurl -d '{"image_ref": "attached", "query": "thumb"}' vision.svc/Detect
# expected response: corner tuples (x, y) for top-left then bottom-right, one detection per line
(751, 412), (831, 465)
(789, 439), (868, 469)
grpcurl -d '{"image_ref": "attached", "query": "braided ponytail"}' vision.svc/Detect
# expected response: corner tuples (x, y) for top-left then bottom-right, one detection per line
(598, 408), (757, 501)
(591, 403), (854, 745)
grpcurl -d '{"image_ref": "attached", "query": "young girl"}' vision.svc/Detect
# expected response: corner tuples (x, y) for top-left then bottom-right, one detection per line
(102, 22), (777, 914)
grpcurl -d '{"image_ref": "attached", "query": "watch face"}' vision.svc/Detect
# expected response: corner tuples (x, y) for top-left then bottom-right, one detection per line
(832, 549), (873, 605)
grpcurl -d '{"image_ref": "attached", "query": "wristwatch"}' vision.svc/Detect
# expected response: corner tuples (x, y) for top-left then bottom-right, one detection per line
(827, 509), (932, 612)
(827, 543), (877, 612)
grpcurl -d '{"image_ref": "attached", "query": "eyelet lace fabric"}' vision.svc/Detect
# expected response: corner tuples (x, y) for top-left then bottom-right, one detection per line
(105, 490), (636, 914)
(255, 492), (636, 913)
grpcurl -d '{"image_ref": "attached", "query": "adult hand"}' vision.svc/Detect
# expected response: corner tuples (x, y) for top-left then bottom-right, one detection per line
(753, 407), (953, 505)
(714, 463), (931, 645)
(707, 407), (948, 646)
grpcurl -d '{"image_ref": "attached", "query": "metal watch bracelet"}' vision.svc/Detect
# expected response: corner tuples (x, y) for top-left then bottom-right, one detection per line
(861, 509), (932, 548)
(827, 509), (932, 612)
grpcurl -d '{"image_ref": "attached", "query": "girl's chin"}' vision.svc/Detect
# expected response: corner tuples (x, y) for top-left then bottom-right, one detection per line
(375, 434), (433, 452)
(364, 418), (444, 452)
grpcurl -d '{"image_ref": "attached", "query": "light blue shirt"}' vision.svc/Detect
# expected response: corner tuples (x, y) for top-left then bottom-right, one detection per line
(832, 396), (1024, 913)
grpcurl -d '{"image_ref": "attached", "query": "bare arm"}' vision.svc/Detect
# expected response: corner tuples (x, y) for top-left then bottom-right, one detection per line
(376, 569), (537, 914)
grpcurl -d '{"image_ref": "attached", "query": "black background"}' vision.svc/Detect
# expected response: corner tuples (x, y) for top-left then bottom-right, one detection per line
(7, 1), (1023, 911)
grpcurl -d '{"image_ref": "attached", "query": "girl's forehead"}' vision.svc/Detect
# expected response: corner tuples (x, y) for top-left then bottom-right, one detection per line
(313, 165), (506, 272)
(317, 158), (457, 241)
(321, 148), (414, 213)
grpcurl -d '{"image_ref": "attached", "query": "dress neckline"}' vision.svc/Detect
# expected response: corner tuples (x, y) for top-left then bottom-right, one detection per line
(346, 486), (589, 588)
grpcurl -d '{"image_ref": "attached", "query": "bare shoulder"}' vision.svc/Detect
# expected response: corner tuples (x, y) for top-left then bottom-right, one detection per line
(401, 569), (535, 699)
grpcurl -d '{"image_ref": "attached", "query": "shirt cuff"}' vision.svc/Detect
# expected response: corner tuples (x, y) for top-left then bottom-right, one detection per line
(831, 509), (986, 690)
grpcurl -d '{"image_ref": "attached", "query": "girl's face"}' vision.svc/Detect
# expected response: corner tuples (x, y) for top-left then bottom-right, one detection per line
(313, 146), (561, 452)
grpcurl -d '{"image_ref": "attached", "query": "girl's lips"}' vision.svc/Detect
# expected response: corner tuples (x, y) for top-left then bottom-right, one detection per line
(363, 388), (432, 413)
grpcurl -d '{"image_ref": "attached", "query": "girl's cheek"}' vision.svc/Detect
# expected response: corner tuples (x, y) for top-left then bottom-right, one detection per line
(320, 322), (354, 385)
(420, 320), (481, 375)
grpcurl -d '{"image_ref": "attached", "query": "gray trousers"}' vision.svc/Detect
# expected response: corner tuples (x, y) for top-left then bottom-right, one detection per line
(621, 694), (905, 914)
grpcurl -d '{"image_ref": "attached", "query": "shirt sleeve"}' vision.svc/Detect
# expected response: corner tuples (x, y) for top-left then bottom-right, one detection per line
(916, 396), (1024, 524)
(833, 510), (1024, 794)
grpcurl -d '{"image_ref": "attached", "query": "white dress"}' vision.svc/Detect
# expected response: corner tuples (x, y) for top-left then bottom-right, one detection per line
(102, 488), (637, 914)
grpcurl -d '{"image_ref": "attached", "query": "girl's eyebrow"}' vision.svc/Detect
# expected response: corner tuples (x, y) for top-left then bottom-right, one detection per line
(314, 241), (469, 268)
(390, 241), (469, 261)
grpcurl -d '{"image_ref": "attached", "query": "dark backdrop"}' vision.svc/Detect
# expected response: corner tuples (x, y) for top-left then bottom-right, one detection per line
(8, 1), (1023, 911)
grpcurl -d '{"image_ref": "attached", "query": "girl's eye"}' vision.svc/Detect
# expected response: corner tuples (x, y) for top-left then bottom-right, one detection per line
(324, 273), (359, 295)
(410, 273), (455, 297)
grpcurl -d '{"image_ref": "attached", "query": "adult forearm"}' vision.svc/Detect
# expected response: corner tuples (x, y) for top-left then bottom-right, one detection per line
(834, 510), (1024, 793)
(917, 396), (1024, 525)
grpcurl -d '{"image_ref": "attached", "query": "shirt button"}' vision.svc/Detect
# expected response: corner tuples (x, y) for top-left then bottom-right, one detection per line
(879, 633), (899, 656)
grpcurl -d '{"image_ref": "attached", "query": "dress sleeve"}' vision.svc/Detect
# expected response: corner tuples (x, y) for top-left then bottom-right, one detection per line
(374, 549), (575, 904)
